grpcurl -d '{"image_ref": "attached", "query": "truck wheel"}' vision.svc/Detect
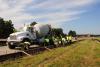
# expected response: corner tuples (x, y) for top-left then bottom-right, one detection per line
(8, 44), (15, 49)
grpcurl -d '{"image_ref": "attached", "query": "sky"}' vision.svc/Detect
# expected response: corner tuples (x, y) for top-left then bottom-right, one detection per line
(0, 0), (100, 34)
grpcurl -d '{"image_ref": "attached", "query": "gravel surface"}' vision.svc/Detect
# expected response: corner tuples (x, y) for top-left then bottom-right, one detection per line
(0, 46), (20, 55)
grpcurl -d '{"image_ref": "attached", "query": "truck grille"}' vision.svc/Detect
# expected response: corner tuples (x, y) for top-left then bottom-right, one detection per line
(10, 35), (16, 40)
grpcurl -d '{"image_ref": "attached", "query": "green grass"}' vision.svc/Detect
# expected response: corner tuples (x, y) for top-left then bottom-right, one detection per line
(94, 37), (100, 40)
(0, 39), (100, 67)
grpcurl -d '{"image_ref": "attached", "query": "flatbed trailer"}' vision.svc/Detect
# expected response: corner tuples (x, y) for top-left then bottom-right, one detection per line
(0, 39), (7, 46)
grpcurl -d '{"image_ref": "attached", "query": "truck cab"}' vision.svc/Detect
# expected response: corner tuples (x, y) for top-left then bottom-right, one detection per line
(7, 26), (37, 49)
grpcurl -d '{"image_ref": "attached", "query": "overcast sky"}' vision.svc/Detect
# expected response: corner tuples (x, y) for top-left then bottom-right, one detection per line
(0, 0), (100, 34)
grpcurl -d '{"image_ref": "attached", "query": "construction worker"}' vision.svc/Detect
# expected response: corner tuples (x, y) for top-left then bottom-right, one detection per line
(53, 36), (59, 47)
(66, 35), (69, 43)
(44, 36), (50, 46)
(62, 37), (66, 46)
(68, 36), (72, 44)
(60, 35), (66, 46)
(49, 35), (54, 45)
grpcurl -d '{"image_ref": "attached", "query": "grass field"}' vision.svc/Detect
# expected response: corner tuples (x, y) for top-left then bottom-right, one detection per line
(0, 38), (100, 67)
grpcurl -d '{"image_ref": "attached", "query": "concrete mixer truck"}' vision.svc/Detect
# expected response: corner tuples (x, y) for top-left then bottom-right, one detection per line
(6, 24), (53, 49)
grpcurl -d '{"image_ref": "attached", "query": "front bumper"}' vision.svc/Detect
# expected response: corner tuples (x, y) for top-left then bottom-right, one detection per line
(6, 39), (22, 47)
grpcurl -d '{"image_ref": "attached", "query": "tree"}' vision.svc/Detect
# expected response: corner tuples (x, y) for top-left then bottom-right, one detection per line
(52, 28), (64, 36)
(0, 17), (15, 38)
(68, 30), (76, 37)
(0, 18), (5, 38)
(30, 21), (37, 26)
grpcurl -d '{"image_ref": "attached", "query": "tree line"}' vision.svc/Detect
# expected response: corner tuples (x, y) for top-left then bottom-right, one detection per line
(0, 17), (15, 38)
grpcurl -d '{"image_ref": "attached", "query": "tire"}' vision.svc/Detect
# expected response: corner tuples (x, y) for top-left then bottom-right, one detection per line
(8, 44), (15, 49)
